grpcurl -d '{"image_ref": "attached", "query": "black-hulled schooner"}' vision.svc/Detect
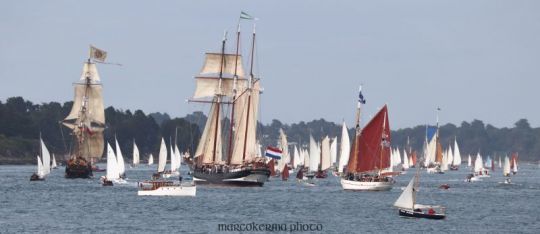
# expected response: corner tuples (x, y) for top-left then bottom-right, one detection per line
(188, 20), (270, 186)
(62, 46), (107, 178)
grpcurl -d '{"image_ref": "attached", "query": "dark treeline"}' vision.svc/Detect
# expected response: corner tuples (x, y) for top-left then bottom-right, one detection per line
(0, 97), (201, 164)
(1, 96), (539, 163)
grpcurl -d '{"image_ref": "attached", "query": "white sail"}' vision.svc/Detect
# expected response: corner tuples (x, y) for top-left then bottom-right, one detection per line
(106, 143), (119, 180)
(51, 154), (57, 168)
(303, 148), (309, 167)
(447, 146), (454, 167)
(402, 150), (410, 169)
(170, 143), (176, 172)
(453, 139), (461, 166)
(468, 155), (471, 167)
(40, 138), (51, 175)
(474, 153), (483, 173)
(503, 156), (511, 176)
(309, 135), (320, 172)
(115, 137), (125, 176)
(513, 158), (518, 173)
(148, 154), (154, 165)
(36, 156), (44, 177)
(338, 122), (350, 173)
(330, 137), (337, 166)
(498, 157), (502, 168)
(157, 138), (167, 173)
(394, 176), (416, 209)
(195, 100), (223, 164)
(174, 144), (182, 170)
(440, 150), (448, 171)
(293, 145), (301, 169)
(320, 136), (331, 171)
(133, 140), (140, 165)
(277, 129), (289, 171)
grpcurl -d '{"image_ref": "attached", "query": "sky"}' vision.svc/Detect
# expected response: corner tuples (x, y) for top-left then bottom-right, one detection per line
(1, 0), (539, 129)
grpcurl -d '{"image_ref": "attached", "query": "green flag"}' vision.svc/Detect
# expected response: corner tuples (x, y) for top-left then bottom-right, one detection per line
(240, 11), (256, 20)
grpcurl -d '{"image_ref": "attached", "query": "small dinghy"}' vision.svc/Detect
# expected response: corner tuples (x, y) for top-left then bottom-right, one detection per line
(394, 167), (445, 220)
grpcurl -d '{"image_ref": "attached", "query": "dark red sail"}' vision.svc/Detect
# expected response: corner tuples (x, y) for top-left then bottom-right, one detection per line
(268, 159), (275, 176)
(282, 164), (289, 181)
(347, 105), (391, 173)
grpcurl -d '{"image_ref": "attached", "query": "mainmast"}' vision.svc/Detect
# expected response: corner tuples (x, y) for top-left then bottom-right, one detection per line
(241, 24), (256, 162)
(227, 24), (241, 165)
(211, 32), (227, 163)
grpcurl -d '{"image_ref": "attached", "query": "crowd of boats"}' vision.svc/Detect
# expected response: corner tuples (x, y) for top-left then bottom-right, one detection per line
(27, 13), (523, 219)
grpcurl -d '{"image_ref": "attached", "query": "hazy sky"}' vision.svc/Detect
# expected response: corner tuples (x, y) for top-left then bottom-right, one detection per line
(2, 0), (539, 129)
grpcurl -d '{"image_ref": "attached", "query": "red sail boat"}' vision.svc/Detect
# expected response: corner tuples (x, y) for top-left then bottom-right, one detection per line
(340, 87), (394, 191)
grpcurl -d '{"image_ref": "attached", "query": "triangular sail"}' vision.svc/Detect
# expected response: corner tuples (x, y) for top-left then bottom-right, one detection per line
(293, 145), (301, 169)
(394, 176), (416, 209)
(309, 135), (320, 172)
(170, 142), (176, 172)
(40, 138), (51, 175)
(320, 136), (331, 171)
(330, 137), (337, 166)
(51, 154), (57, 168)
(157, 138), (167, 173)
(148, 154), (154, 165)
(36, 156), (44, 177)
(174, 144), (182, 170)
(106, 143), (119, 180)
(503, 156), (511, 176)
(338, 122), (350, 173)
(115, 137), (125, 176)
(133, 140), (140, 165)
(453, 139), (461, 166)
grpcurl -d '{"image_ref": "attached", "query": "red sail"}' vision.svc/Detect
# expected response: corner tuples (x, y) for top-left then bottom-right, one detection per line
(411, 151), (417, 165)
(282, 164), (289, 180)
(349, 105), (391, 173)
(510, 152), (518, 169)
(268, 159), (275, 176)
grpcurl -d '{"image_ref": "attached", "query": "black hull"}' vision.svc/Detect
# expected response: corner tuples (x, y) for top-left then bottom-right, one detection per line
(29, 173), (44, 181)
(193, 168), (270, 187)
(65, 164), (93, 179)
(398, 209), (445, 220)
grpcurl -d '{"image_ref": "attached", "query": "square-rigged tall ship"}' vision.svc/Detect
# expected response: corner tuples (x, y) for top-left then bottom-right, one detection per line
(187, 19), (270, 186)
(62, 46), (107, 178)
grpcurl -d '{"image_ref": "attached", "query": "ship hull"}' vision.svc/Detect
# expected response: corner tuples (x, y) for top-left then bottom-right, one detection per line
(65, 158), (93, 179)
(398, 209), (445, 220)
(138, 185), (196, 196)
(192, 168), (270, 187)
(340, 178), (393, 191)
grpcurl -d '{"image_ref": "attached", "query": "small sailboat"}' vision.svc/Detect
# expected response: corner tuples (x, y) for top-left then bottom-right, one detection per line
(394, 168), (446, 219)
(148, 154), (154, 165)
(511, 153), (518, 175)
(450, 138), (461, 170)
(30, 136), (51, 181)
(281, 164), (289, 181)
(51, 154), (58, 169)
(501, 156), (512, 184)
(115, 136), (126, 179)
(337, 122), (351, 175)
(132, 140), (140, 167)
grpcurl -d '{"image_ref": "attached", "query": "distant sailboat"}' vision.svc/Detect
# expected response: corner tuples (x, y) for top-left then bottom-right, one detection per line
(30, 136), (51, 181)
(341, 87), (394, 191)
(51, 153), (58, 169)
(155, 138), (167, 178)
(148, 154), (154, 165)
(132, 140), (140, 166)
(394, 167), (445, 219)
(115, 137), (126, 178)
(450, 138), (461, 170)
(337, 122), (350, 174)
(316, 136), (331, 178)
(502, 156), (512, 184)
(511, 153), (518, 175)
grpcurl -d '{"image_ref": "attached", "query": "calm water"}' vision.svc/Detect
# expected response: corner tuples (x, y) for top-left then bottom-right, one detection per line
(1, 164), (540, 233)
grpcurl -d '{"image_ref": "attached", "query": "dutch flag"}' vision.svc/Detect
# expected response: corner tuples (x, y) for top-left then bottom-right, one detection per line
(265, 146), (282, 159)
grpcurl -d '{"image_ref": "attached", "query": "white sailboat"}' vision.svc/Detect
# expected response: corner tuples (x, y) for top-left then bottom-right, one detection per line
(450, 138), (461, 170)
(292, 145), (301, 169)
(132, 140), (140, 166)
(30, 156), (46, 181)
(101, 143), (126, 185)
(394, 168), (445, 219)
(502, 156), (512, 184)
(402, 150), (410, 170)
(148, 154), (154, 165)
(115, 137), (126, 178)
(337, 122), (350, 174)
(30, 136), (51, 181)
(51, 153), (58, 169)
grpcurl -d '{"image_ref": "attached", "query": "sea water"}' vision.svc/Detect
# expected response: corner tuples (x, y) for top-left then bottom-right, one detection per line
(1, 164), (539, 233)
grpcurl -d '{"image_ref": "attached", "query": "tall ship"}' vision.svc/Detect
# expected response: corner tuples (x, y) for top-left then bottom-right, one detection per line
(62, 46), (107, 178)
(340, 87), (394, 191)
(188, 18), (270, 186)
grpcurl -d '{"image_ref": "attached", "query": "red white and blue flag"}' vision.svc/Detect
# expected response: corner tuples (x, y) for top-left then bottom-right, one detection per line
(265, 146), (282, 159)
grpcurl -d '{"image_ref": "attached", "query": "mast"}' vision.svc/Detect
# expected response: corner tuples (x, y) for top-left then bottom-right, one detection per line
(227, 24), (241, 165)
(241, 24), (256, 162)
(212, 32), (227, 163)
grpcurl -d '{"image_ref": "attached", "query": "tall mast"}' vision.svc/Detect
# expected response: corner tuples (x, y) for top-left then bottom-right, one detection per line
(227, 24), (241, 165)
(242, 24), (256, 161)
(212, 32), (227, 163)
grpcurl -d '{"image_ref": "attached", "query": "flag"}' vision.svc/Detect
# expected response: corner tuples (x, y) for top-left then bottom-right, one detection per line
(265, 146), (282, 159)
(240, 11), (257, 20)
(358, 91), (366, 104)
(90, 45), (107, 62)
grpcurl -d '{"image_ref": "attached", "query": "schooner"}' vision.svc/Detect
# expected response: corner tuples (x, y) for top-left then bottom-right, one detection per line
(187, 17), (270, 186)
(62, 46), (107, 178)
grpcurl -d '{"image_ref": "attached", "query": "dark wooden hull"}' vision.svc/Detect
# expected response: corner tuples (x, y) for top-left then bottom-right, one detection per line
(65, 159), (93, 179)
(192, 167), (270, 187)
(398, 209), (445, 220)
(29, 173), (44, 181)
